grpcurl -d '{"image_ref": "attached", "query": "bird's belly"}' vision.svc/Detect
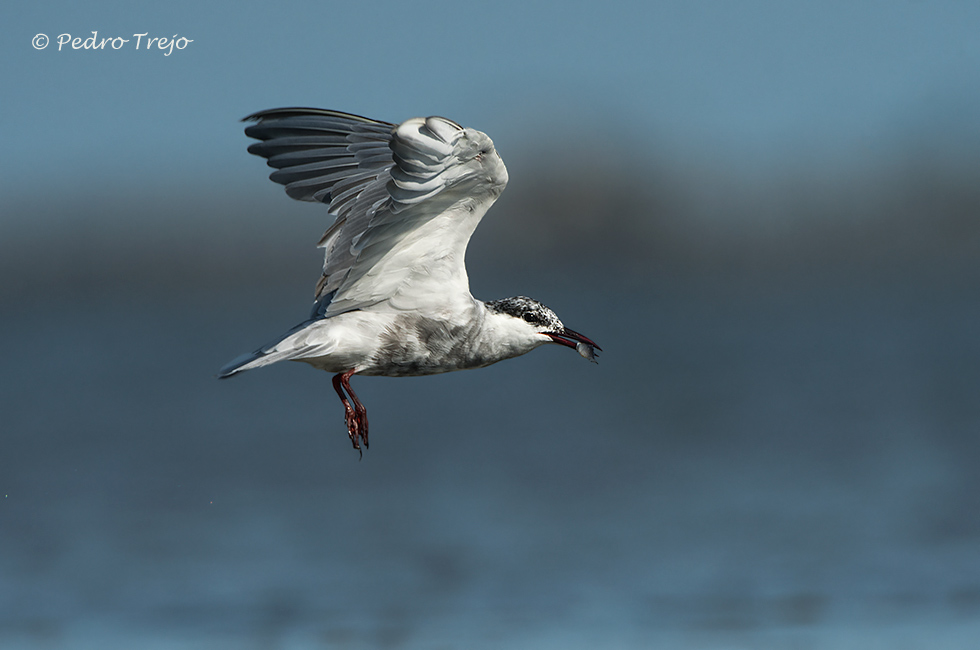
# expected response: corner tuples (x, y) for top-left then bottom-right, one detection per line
(358, 346), (492, 377)
(359, 313), (492, 377)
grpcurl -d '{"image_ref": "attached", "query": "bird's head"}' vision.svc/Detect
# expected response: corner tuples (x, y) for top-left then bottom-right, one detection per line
(484, 296), (601, 363)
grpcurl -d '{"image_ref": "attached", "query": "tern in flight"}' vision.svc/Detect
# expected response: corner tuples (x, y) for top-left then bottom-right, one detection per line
(219, 108), (600, 452)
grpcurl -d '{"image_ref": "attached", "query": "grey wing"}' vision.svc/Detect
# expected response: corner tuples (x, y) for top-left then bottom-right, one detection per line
(243, 108), (396, 316)
(245, 108), (508, 318)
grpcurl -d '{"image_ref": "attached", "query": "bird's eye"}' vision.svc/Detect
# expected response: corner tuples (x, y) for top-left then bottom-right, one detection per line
(523, 313), (534, 323)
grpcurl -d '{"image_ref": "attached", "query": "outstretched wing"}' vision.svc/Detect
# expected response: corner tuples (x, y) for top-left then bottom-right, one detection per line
(244, 108), (508, 318)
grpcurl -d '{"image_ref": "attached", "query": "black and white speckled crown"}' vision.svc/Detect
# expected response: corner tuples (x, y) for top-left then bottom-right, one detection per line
(485, 296), (564, 332)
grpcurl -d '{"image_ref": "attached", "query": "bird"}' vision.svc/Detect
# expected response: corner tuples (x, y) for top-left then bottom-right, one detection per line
(219, 108), (600, 452)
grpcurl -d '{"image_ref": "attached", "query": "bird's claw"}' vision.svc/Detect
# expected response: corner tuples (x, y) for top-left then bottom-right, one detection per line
(333, 369), (368, 456)
(343, 402), (369, 452)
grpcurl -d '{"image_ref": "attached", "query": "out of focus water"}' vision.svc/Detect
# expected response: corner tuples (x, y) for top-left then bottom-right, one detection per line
(2, 272), (979, 649)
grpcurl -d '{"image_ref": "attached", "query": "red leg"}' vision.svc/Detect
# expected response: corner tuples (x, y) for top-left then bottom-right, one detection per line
(341, 369), (369, 449)
(332, 369), (368, 452)
(331, 372), (356, 446)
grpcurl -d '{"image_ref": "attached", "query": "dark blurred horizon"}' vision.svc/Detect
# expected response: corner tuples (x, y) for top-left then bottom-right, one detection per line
(5, 127), (980, 304)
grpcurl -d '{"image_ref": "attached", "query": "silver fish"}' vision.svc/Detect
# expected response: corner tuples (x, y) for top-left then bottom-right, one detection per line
(576, 341), (599, 363)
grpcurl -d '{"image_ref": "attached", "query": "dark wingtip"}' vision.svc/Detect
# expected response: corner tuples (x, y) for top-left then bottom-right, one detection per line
(241, 107), (395, 125)
(242, 107), (315, 122)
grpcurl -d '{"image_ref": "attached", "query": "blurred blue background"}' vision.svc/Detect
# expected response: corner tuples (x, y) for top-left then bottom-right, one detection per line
(3, 1), (980, 648)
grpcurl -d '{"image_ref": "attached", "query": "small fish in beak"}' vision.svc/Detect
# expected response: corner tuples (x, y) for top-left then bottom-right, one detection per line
(546, 328), (601, 364)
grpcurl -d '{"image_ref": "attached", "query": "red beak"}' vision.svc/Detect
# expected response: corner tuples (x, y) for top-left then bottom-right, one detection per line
(545, 327), (601, 351)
